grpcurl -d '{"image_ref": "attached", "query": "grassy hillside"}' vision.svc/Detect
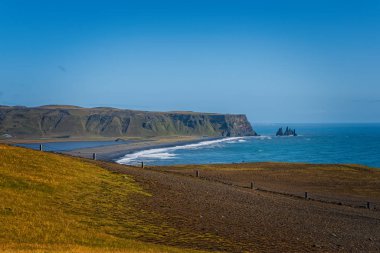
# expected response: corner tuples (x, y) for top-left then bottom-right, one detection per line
(0, 144), (209, 253)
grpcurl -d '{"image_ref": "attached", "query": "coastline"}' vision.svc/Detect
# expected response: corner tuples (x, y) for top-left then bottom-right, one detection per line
(62, 136), (219, 162)
(5, 123), (380, 168)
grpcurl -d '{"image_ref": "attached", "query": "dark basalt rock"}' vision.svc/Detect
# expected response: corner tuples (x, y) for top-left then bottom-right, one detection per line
(276, 127), (284, 136)
(276, 126), (297, 136)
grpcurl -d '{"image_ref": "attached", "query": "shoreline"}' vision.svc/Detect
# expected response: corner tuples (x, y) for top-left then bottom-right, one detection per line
(62, 136), (220, 162)
(6, 133), (379, 168)
(1, 135), (218, 162)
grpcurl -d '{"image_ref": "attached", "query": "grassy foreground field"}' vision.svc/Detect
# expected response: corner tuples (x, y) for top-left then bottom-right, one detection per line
(101, 162), (380, 252)
(1, 144), (380, 252)
(0, 144), (209, 253)
(152, 162), (380, 206)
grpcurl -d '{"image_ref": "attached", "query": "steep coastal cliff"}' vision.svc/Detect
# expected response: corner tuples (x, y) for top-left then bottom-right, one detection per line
(0, 105), (257, 138)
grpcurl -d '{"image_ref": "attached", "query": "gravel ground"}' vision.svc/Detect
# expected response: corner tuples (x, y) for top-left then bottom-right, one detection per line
(98, 161), (380, 252)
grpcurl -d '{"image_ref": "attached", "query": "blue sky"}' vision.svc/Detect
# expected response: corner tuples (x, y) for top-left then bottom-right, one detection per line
(0, 0), (379, 123)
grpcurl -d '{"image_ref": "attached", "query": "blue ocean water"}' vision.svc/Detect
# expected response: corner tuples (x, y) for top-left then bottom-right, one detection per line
(117, 124), (380, 168)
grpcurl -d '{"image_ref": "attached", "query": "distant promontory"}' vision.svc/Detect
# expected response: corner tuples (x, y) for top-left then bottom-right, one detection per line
(0, 105), (257, 139)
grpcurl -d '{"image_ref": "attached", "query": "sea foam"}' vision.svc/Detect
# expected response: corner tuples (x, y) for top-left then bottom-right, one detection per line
(116, 137), (246, 164)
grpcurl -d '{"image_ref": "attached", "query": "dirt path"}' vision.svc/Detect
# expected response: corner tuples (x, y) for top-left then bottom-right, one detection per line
(98, 162), (380, 252)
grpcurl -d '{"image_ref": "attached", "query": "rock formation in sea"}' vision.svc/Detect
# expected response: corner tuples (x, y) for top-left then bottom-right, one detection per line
(0, 105), (257, 138)
(276, 126), (297, 136)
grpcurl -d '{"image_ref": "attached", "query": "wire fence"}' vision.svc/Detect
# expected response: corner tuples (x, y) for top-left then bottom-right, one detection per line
(31, 146), (380, 211)
(155, 168), (380, 212)
(62, 151), (110, 161)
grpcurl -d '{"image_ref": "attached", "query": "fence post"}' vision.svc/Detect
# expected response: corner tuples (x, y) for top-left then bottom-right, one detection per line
(92, 153), (96, 160)
(39, 144), (43, 151)
(196, 170), (199, 177)
(250, 182), (254, 189)
(304, 192), (308, 199)
(141, 162), (144, 168)
(367, 202), (371, 209)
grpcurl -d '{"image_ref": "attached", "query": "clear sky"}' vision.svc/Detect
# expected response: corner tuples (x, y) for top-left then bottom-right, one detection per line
(0, 0), (379, 123)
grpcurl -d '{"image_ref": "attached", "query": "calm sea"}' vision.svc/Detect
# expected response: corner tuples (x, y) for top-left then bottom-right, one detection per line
(117, 123), (380, 168)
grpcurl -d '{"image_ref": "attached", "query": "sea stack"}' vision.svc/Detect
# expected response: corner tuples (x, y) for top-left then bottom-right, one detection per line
(276, 126), (297, 136)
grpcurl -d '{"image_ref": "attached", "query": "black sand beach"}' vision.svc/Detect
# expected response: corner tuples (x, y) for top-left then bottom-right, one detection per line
(62, 136), (215, 161)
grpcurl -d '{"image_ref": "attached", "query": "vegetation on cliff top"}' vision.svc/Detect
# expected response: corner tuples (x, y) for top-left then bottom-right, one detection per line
(0, 105), (255, 139)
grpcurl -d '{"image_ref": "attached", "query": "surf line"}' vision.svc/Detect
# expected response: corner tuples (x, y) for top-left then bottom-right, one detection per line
(116, 137), (247, 164)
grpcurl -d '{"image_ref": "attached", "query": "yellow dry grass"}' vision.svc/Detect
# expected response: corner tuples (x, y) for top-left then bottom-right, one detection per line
(0, 144), (207, 253)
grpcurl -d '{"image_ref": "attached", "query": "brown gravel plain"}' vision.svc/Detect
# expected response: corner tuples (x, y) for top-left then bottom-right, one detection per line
(97, 161), (380, 252)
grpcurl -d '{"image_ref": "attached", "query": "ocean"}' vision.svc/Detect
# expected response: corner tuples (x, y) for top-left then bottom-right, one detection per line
(16, 124), (380, 168)
(117, 123), (380, 168)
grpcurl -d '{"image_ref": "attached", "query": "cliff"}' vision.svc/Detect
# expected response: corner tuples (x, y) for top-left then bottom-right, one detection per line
(0, 105), (257, 138)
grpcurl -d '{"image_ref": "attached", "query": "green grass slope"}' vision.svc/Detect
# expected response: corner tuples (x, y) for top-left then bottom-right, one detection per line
(0, 105), (255, 138)
(0, 144), (207, 253)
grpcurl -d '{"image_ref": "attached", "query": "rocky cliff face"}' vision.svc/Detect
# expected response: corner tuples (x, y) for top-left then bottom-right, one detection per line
(0, 105), (257, 138)
(276, 126), (297, 136)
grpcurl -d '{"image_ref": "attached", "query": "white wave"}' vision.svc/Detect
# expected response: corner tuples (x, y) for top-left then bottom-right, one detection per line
(226, 139), (247, 144)
(116, 137), (245, 164)
(252, 135), (272, 140)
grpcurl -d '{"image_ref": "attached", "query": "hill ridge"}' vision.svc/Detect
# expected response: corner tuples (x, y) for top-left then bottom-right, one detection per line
(0, 105), (256, 138)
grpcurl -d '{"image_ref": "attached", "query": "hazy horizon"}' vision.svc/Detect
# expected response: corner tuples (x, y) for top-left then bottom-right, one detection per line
(1, 1), (379, 123)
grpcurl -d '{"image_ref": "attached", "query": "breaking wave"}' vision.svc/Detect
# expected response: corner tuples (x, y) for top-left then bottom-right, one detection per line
(116, 137), (246, 164)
